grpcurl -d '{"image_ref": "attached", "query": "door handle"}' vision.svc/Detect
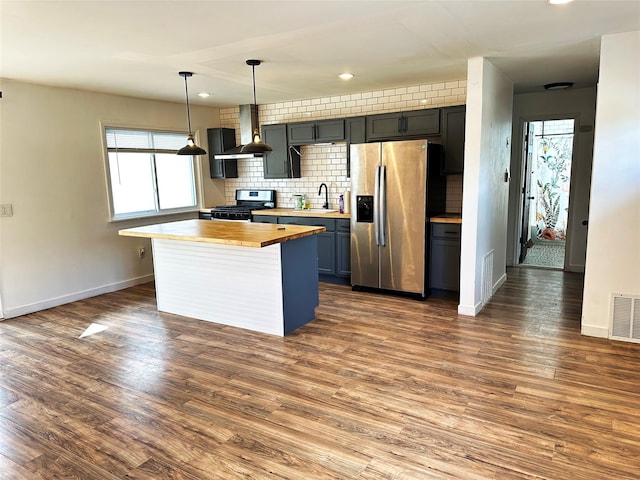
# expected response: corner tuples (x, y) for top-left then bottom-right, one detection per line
(374, 165), (381, 246)
(379, 165), (387, 246)
(581, 219), (589, 226)
(528, 196), (535, 200)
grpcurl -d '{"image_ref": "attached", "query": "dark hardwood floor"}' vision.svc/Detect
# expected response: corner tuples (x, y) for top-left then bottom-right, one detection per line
(1, 267), (639, 479)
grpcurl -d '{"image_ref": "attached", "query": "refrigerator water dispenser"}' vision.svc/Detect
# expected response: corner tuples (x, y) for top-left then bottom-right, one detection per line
(356, 195), (374, 223)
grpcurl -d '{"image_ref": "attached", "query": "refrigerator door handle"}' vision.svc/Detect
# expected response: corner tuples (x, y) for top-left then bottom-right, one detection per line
(379, 165), (387, 246)
(374, 165), (381, 246)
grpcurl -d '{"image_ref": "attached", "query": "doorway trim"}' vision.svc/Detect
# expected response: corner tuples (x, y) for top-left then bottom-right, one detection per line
(513, 112), (582, 271)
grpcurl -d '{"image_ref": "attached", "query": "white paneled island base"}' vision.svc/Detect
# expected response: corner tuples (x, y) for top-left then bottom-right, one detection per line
(119, 220), (325, 336)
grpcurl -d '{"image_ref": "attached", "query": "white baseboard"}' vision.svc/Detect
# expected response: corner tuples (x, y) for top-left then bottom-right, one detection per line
(581, 324), (608, 338)
(458, 301), (483, 316)
(493, 272), (507, 293)
(458, 272), (508, 317)
(1, 274), (154, 320)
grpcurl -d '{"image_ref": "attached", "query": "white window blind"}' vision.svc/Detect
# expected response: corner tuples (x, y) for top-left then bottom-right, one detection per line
(105, 128), (197, 220)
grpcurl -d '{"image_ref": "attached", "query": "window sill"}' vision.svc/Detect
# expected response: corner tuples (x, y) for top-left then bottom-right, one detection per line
(109, 209), (199, 224)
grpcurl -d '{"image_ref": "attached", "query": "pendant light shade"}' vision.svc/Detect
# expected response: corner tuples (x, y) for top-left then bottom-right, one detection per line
(177, 71), (206, 156)
(240, 60), (273, 154)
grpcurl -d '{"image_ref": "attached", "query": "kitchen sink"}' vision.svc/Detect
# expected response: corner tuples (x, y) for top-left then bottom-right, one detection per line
(304, 209), (337, 213)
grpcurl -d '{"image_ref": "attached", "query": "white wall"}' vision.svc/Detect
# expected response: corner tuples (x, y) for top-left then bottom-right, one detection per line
(458, 58), (514, 316)
(582, 31), (640, 338)
(0, 79), (222, 318)
(508, 88), (596, 271)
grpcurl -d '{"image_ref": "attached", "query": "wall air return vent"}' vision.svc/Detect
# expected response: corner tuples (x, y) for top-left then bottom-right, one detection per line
(610, 293), (640, 343)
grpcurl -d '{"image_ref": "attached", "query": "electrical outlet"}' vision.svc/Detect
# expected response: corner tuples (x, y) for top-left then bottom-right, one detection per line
(0, 204), (13, 217)
(138, 247), (146, 259)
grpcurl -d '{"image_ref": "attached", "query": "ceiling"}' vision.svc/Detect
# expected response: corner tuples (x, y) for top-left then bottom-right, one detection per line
(1, 1), (639, 107)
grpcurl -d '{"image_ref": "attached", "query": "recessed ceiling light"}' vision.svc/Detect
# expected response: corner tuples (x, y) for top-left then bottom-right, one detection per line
(197, 92), (211, 98)
(547, 0), (574, 4)
(544, 82), (574, 90)
(339, 73), (354, 80)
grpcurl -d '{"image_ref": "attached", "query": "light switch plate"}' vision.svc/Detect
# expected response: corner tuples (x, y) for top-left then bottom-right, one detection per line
(0, 204), (13, 217)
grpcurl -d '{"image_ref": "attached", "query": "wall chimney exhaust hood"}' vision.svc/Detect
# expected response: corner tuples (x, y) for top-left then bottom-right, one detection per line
(214, 104), (264, 159)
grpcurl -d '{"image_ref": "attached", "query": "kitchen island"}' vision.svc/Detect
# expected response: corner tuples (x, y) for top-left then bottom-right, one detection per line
(119, 219), (325, 336)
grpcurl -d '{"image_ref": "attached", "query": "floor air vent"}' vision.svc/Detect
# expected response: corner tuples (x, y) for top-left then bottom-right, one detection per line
(610, 294), (640, 343)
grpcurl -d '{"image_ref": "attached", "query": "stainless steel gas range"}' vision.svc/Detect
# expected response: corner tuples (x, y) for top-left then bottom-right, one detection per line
(207, 189), (276, 222)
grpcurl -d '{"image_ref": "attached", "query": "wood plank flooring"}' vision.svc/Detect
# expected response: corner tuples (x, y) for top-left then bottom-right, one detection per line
(1, 267), (639, 479)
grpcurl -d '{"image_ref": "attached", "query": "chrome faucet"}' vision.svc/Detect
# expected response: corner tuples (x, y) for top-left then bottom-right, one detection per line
(318, 183), (329, 209)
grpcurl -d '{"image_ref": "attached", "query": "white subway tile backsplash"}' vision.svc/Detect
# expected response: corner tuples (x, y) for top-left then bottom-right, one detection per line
(446, 174), (464, 213)
(218, 78), (465, 207)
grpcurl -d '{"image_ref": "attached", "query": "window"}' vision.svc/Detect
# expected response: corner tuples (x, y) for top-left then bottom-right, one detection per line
(104, 128), (198, 220)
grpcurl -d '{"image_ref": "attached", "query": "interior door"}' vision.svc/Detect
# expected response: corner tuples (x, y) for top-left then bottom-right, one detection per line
(519, 122), (535, 263)
(380, 140), (427, 294)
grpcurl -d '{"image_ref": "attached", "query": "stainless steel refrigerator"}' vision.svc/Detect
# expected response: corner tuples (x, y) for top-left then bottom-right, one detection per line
(350, 139), (442, 296)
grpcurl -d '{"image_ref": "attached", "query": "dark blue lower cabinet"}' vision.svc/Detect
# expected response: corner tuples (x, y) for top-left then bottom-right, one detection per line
(255, 215), (350, 281)
(429, 223), (461, 291)
(336, 219), (351, 278)
(316, 232), (336, 275)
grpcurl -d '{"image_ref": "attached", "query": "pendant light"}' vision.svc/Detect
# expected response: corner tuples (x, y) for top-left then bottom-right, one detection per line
(177, 71), (207, 156)
(240, 60), (273, 154)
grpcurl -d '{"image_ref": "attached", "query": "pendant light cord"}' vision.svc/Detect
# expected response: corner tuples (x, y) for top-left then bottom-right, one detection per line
(250, 63), (259, 131)
(252, 64), (257, 105)
(183, 74), (193, 135)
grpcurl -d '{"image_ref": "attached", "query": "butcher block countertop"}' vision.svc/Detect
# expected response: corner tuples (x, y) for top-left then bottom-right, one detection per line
(253, 208), (351, 219)
(430, 214), (462, 224)
(119, 219), (325, 248)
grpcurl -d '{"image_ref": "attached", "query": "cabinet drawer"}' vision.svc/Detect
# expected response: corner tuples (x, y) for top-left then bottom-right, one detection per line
(431, 223), (461, 239)
(252, 215), (277, 224)
(279, 216), (335, 231)
(336, 219), (350, 233)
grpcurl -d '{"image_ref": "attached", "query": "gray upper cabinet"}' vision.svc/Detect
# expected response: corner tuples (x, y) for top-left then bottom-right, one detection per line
(287, 119), (345, 145)
(345, 116), (366, 178)
(207, 128), (238, 179)
(262, 124), (301, 179)
(366, 109), (440, 141)
(440, 105), (466, 174)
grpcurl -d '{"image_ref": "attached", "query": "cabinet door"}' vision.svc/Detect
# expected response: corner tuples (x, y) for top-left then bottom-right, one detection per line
(404, 109), (440, 137)
(440, 106), (466, 174)
(345, 116), (366, 177)
(429, 224), (461, 291)
(288, 119), (345, 145)
(315, 119), (345, 143)
(207, 128), (238, 179)
(336, 219), (351, 277)
(287, 121), (316, 145)
(209, 158), (238, 179)
(366, 113), (402, 141)
(262, 124), (300, 178)
(317, 232), (336, 274)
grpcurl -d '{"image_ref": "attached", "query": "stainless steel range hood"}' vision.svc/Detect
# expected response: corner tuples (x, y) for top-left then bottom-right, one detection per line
(214, 104), (263, 159)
